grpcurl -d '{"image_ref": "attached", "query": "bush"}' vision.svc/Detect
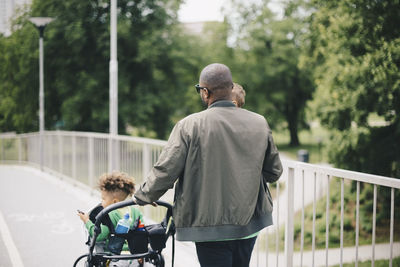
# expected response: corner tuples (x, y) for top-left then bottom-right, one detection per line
(344, 195), (349, 204)
(329, 232), (340, 246)
(330, 214), (338, 226)
(343, 218), (353, 231)
(345, 204), (352, 213)
(294, 224), (302, 239)
(331, 194), (338, 204)
(304, 231), (312, 245)
(318, 221), (327, 234)
(361, 220), (372, 232)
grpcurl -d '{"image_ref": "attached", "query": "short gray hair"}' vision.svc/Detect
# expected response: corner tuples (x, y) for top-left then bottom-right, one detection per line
(199, 63), (233, 91)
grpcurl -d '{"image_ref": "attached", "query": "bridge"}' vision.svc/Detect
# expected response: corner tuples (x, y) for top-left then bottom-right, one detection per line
(0, 131), (399, 267)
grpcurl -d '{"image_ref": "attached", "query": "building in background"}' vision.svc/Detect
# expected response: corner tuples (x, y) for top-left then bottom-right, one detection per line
(0, 0), (31, 36)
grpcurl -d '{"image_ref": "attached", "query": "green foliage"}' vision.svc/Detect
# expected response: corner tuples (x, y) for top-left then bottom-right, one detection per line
(294, 223), (302, 239)
(223, 0), (315, 146)
(343, 217), (353, 231)
(0, 7), (39, 133)
(0, 0), (205, 139)
(304, 0), (400, 178)
(289, 179), (400, 251)
(304, 0), (400, 240)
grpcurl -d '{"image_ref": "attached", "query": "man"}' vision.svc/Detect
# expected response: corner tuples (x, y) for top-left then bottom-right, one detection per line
(134, 63), (283, 267)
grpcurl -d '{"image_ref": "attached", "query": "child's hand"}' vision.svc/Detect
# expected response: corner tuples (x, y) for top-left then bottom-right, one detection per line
(77, 211), (89, 223)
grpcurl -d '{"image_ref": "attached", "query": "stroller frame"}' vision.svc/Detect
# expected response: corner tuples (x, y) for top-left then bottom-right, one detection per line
(74, 199), (175, 267)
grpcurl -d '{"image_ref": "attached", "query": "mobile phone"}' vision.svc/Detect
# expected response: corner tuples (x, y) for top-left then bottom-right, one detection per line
(77, 209), (85, 214)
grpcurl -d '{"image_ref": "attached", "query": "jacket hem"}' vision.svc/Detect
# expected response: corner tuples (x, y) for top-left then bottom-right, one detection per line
(175, 213), (273, 242)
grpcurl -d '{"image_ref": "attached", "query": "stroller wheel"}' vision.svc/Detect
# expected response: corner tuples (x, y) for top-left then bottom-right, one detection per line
(155, 254), (164, 267)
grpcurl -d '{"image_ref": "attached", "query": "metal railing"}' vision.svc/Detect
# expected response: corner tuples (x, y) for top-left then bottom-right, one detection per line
(1, 131), (399, 267)
(256, 161), (400, 267)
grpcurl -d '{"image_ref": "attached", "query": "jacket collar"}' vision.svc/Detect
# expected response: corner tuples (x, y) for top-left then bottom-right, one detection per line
(208, 100), (236, 109)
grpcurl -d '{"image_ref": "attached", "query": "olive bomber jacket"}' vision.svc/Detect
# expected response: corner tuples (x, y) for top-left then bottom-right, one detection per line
(135, 100), (283, 242)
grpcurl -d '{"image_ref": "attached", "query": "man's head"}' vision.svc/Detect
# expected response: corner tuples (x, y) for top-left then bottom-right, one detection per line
(198, 63), (233, 106)
(231, 83), (246, 108)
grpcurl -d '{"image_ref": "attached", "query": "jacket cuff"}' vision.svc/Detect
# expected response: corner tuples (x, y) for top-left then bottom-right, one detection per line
(133, 194), (150, 206)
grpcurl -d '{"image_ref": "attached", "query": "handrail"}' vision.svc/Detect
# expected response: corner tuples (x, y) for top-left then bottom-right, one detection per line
(294, 161), (400, 188)
(12, 130), (169, 146)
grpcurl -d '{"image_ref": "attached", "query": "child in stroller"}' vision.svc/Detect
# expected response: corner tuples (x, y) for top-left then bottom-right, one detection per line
(74, 172), (175, 267)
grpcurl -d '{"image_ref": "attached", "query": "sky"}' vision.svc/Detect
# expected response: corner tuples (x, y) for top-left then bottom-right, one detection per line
(178, 0), (227, 23)
(178, 0), (284, 23)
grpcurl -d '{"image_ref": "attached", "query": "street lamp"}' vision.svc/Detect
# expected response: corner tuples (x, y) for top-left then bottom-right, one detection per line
(109, 0), (119, 172)
(29, 17), (54, 171)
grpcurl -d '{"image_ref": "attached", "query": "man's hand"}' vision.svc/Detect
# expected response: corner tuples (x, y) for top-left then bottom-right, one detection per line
(132, 196), (157, 207)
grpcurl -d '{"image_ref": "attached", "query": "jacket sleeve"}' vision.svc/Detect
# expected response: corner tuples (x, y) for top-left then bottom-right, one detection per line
(135, 122), (188, 203)
(262, 133), (283, 183)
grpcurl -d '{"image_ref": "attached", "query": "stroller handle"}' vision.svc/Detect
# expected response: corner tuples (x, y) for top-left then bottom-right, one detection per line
(94, 199), (173, 229)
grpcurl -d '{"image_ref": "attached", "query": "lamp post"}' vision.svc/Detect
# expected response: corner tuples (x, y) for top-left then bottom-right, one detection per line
(109, 0), (118, 172)
(29, 17), (54, 171)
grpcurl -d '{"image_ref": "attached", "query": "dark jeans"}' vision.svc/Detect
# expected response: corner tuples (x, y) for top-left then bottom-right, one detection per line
(195, 236), (257, 267)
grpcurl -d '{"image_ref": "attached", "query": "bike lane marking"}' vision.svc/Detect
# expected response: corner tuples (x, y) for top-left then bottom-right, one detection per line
(0, 209), (24, 267)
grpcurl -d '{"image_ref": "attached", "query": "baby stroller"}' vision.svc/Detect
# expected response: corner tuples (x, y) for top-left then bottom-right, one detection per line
(74, 199), (175, 267)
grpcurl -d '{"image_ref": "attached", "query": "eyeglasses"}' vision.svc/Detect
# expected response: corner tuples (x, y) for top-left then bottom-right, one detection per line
(195, 84), (209, 94)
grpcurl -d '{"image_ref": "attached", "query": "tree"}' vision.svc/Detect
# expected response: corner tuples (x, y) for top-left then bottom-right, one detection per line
(224, 0), (314, 146)
(0, 0), (200, 139)
(305, 0), (400, 177)
(0, 6), (39, 133)
(304, 0), (400, 224)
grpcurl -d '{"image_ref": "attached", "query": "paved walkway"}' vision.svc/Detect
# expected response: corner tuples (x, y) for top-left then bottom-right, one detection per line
(0, 165), (96, 267)
(0, 165), (198, 267)
(249, 241), (400, 267)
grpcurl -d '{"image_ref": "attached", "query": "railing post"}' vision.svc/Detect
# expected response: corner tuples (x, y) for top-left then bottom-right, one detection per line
(72, 134), (77, 180)
(285, 166), (295, 267)
(39, 132), (44, 170)
(18, 137), (22, 163)
(0, 138), (3, 162)
(88, 136), (94, 188)
(115, 138), (120, 171)
(58, 132), (63, 174)
(49, 135), (53, 170)
(108, 135), (112, 173)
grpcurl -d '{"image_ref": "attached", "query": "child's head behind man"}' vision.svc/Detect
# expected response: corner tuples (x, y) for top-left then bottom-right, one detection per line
(99, 171), (135, 208)
(232, 83), (246, 108)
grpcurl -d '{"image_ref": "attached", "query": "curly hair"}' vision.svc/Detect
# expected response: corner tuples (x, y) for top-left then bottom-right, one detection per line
(98, 171), (136, 198)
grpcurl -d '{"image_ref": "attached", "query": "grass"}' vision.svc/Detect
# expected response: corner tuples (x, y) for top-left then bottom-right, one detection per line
(273, 126), (330, 163)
